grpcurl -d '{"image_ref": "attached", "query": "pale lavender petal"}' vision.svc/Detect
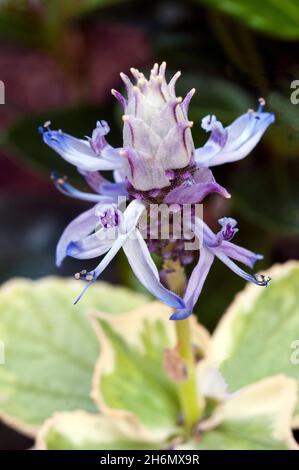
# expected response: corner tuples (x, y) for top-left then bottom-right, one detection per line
(121, 147), (170, 191)
(40, 127), (123, 171)
(66, 222), (120, 259)
(123, 115), (161, 155)
(197, 215), (266, 278)
(164, 181), (230, 204)
(74, 234), (127, 304)
(66, 238), (113, 259)
(212, 249), (269, 286)
(165, 167), (230, 203)
(201, 216), (262, 268)
(92, 234), (127, 280)
(51, 172), (110, 202)
(219, 240), (263, 268)
(56, 205), (100, 267)
(151, 98), (183, 138)
(123, 230), (185, 309)
(74, 200), (146, 302)
(155, 121), (194, 171)
(78, 169), (128, 198)
(170, 246), (214, 320)
(78, 169), (108, 193)
(100, 181), (128, 198)
(195, 109), (275, 167)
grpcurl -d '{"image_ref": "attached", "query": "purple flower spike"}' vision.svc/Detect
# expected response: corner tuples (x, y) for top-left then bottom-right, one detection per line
(117, 62), (196, 190)
(40, 63), (273, 317)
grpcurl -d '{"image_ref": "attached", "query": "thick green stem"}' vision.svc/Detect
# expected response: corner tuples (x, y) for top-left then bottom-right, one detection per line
(163, 259), (202, 433)
(175, 318), (202, 433)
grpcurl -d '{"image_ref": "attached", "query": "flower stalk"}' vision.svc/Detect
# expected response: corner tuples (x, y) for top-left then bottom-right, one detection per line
(175, 317), (202, 433)
(164, 259), (202, 434)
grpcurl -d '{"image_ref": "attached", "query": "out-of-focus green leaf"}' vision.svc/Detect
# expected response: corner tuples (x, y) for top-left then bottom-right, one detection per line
(0, 277), (148, 435)
(0, 1), (43, 45)
(42, 0), (124, 20)
(183, 419), (289, 449)
(91, 304), (210, 438)
(0, 0), (122, 46)
(38, 376), (297, 449)
(36, 410), (164, 450)
(2, 105), (118, 181)
(181, 374), (297, 449)
(197, 0), (299, 40)
(91, 303), (180, 437)
(230, 165), (299, 235)
(211, 261), (299, 420)
(266, 92), (299, 159)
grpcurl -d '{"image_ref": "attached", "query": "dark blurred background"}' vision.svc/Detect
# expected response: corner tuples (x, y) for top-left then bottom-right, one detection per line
(0, 0), (299, 449)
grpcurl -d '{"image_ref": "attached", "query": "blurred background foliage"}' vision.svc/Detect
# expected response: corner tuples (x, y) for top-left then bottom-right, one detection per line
(1, 0), (299, 336)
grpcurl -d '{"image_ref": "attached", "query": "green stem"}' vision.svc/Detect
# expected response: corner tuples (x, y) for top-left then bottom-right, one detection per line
(175, 318), (202, 433)
(163, 259), (202, 433)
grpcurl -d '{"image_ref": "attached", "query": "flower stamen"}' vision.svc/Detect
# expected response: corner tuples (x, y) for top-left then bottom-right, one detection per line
(254, 273), (271, 286)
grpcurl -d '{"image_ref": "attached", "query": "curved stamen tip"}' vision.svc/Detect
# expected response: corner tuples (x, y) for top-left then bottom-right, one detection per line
(258, 97), (266, 112)
(254, 273), (271, 286)
(258, 97), (266, 107)
(38, 120), (51, 135)
(50, 171), (67, 186)
(74, 269), (95, 282)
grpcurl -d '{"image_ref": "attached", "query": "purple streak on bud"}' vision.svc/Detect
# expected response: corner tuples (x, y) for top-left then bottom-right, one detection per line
(181, 88), (196, 117)
(111, 89), (127, 110)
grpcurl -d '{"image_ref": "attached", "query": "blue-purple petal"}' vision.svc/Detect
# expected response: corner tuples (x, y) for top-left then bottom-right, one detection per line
(196, 109), (275, 167)
(41, 127), (123, 171)
(170, 246), (214, 320)
(123, 230), (185, 310)
(56, 205), (100, 267)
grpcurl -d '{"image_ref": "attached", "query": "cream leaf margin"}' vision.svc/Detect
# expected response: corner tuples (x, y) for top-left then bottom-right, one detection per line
(88, 302), (211, 439)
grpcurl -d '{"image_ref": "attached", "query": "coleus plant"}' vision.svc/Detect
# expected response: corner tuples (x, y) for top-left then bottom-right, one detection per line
(1, 63), (297, 449)
(38, 63), (273, 317)
(0, 270), (298, 449)
(37, 62), (274, 432)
